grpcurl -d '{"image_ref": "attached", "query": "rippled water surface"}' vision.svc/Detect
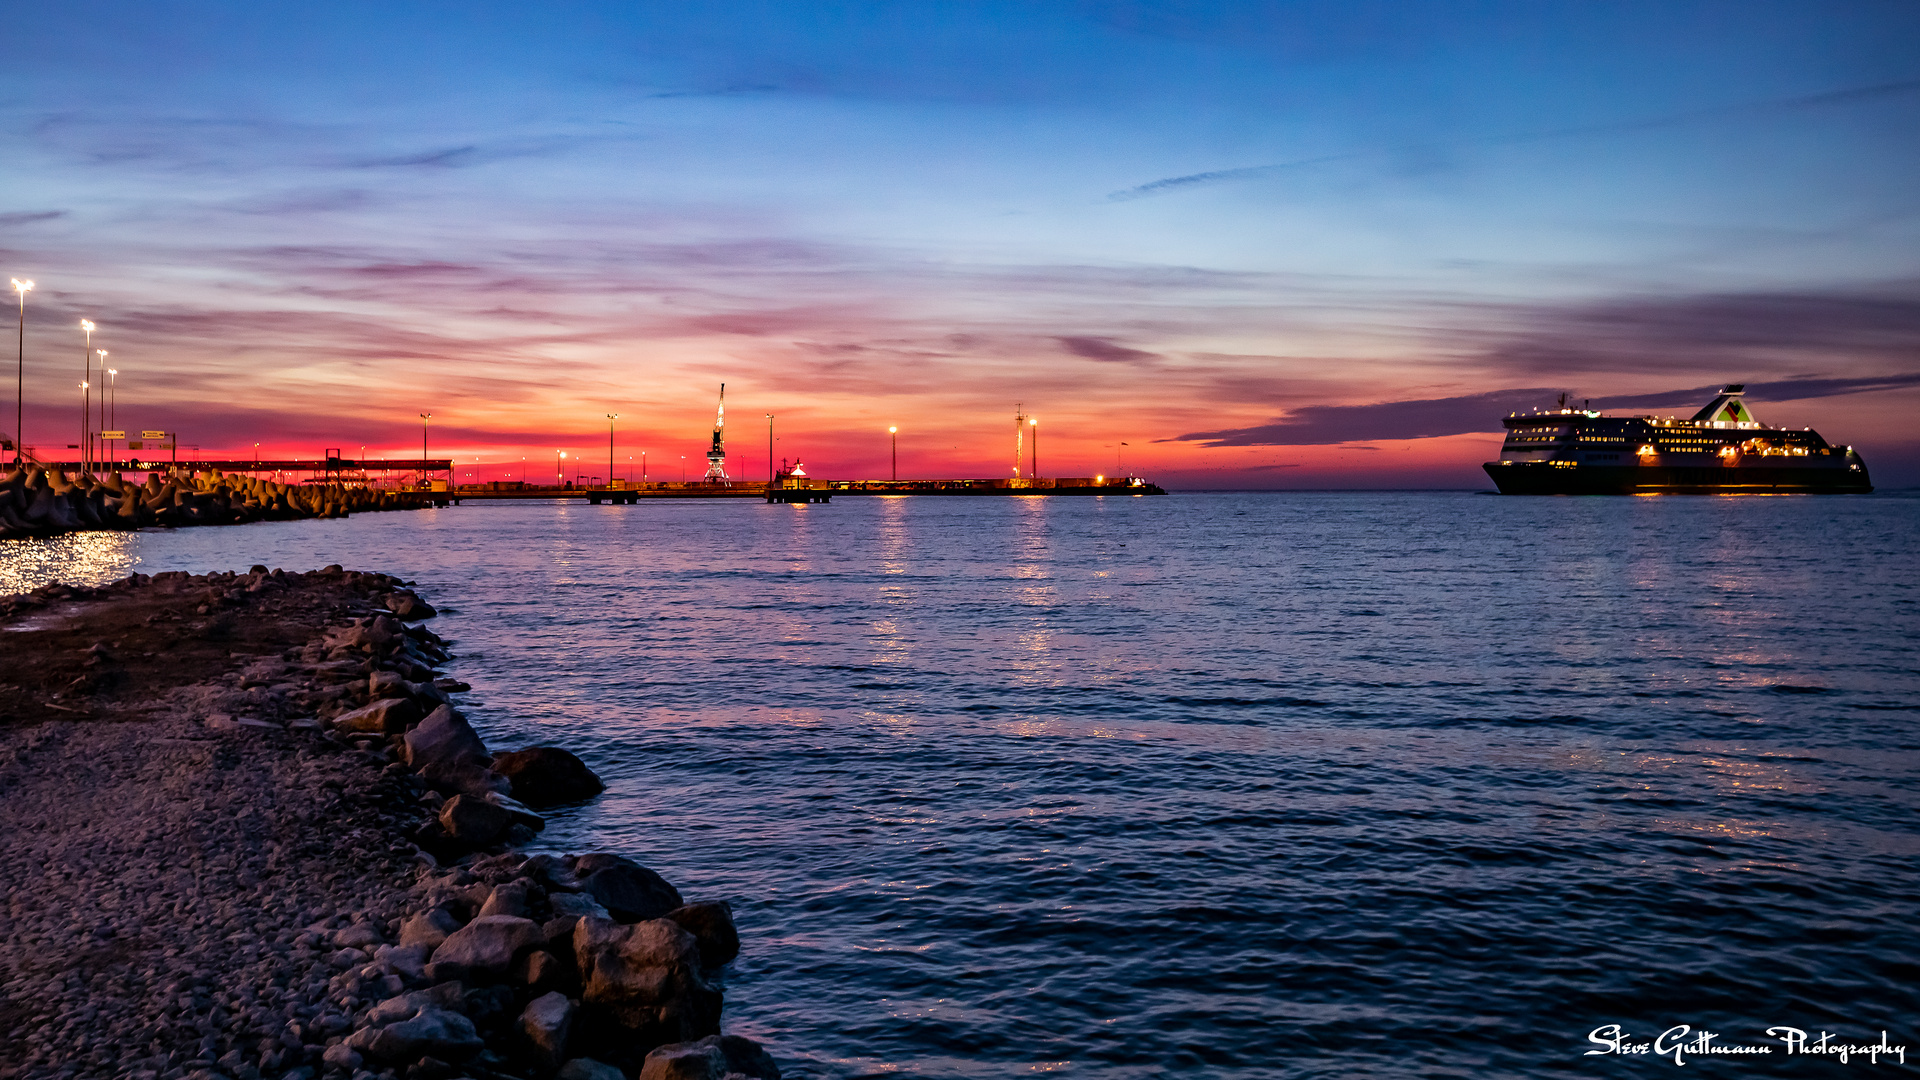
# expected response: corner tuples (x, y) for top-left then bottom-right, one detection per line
(7, 492), (1919, 1077)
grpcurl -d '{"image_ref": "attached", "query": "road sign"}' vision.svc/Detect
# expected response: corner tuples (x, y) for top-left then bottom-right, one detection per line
(101, 430), (125, 439)
(127, 441), (144, 450)
(141, 430), (167, 440)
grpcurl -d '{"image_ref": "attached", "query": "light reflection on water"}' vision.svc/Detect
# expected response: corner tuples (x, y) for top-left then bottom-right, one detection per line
(3, 493), (1919, 1077)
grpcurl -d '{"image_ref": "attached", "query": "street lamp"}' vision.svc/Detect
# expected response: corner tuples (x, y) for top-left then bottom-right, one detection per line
(94, 349), (107, 468)
(79, 321), (95, 471)
(1029, 416), (1038, 479)
(107, 365), (118, 465)
(557, 450), (566, 485)
(12, 278), (33, 464)
(889, 425), (897, 481)
(419, 413), (431, 486)
(765, 414), (774, 486)
(607, 413), (617, 489)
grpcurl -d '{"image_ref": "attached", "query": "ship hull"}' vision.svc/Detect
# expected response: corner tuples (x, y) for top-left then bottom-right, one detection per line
(1484, 461), (1872, 495)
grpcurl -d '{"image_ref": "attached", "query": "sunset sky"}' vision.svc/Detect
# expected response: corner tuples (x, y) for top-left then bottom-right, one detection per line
(5, 1), (1918, 487)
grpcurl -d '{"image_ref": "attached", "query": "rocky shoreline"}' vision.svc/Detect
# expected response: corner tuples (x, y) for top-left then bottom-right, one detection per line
(1, 467), (430, 541)
(0, 568), (779, 1080)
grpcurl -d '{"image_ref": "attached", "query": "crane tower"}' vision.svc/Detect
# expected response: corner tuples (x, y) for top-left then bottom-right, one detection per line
(703, 383), (729, 482)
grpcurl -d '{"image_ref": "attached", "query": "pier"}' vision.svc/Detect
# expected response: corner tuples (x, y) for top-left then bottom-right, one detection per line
(443, 475), (1164, 504)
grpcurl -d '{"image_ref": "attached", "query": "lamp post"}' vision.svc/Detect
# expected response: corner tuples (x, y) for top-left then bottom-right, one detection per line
(557, 451), (565, 486)
(607, 413), (617, 489)
(1029, 416), (1038, 479)
(419, 413), (431, 487)
(765, 414), (773, 486)
(79, 321), (95, 471)
(12, 279), (32, 464)
(94, 349), (107, 468)
(679, 455), (685, 483)
(107, 365), (118, 467)
(889, 425), (897, 481)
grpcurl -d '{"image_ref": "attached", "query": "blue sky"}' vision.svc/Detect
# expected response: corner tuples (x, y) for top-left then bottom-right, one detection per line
(5, 1), (1918, 484)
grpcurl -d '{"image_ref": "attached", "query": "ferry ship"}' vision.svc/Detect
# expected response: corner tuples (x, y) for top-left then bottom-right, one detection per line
(1484, 385), (1872, 495)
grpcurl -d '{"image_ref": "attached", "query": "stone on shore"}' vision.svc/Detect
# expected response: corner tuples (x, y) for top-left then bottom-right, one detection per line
(664, 902), (741, 969)
(478, 878), (536, 919)
(427, 914), (544, 983)
(347, 1006), (483, 1063)
(640, 1034), (783, 1080)
(521, 990), (576, 1070)
(439, 793), (512, 845)
(333, 696), (423, 734)
(576, 854), (685, 923)
(399, 907), (464, 950)
(406, 704), (490, 771)
(492, 746), (607, 807)
(387, 592), (439, 620)
(574, 916), (720, 1040)
(559, 1060), (628, 1080)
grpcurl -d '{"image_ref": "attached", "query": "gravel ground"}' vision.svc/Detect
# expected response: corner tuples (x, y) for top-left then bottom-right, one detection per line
(0, 570), (434, 1080)
(0, 569), (775, 1080)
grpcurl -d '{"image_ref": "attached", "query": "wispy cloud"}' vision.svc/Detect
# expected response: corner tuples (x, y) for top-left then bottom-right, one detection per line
(1110, 78), (1920, 201)
(0, 211), (66, 227)
(1170, 374), (1920, 447)
(1057, 336), (1159, 364)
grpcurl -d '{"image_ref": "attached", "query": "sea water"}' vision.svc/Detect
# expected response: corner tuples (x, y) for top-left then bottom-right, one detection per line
(6, 491), (1918, 1077)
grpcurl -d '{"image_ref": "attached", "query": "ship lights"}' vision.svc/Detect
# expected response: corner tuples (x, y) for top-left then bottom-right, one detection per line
(1637, 444), (1656, 456)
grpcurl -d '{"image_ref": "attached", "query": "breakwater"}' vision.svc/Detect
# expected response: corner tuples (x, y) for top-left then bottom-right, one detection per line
(0, 467), (433, 541)
(0, 568), (781, 1080)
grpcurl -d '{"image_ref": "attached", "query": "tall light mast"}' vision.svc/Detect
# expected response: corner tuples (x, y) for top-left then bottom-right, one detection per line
(1012, 403), (1027, 478)
(703, 383), (729, 482)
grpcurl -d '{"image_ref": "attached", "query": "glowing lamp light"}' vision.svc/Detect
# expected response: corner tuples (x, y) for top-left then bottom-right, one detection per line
(1637, 445), (1655, 456)
(9, 279), (31, 294)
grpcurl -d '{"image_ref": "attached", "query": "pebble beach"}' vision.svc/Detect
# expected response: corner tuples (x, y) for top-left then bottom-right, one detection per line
(0, 567), (778, 1080)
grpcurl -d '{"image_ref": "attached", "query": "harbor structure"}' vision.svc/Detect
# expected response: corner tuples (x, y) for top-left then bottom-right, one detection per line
(703, 384), (729, 482)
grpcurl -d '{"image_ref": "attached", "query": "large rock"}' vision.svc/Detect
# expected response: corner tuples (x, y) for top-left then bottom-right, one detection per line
(399, 907), (464, 951)
(388, 592), (438, 620)
(492, 747), (606, 807)
(576, 855), (683, 923)
(640, 1035), (781, 1080)
(573, 917), (719, 1040)
(346, 1007), (482, 1063)
(520, 990), (575, 1070)
(664, 902), (739, 969)
(478, 879), (536, 919)
(406, 705), (490, 772)
(427, 914), (544, 983)
(439, 794), (512, 846)
(486, 791), (547, 832)
(332, 697), (422, 734)
(425, 762), (513, 800)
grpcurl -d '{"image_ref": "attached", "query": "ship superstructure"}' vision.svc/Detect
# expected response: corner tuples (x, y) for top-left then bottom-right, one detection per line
(1484, 385), (1871, 494)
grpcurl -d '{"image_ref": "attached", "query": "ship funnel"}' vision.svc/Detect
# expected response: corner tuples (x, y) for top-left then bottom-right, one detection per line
(1691, 384), (1759, 426)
